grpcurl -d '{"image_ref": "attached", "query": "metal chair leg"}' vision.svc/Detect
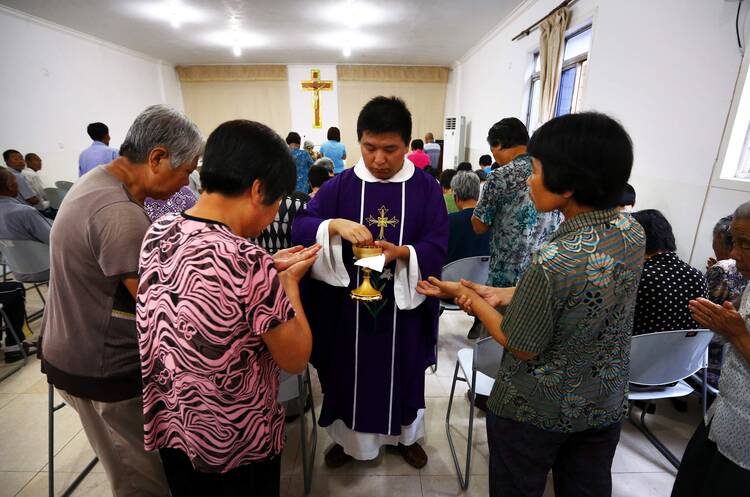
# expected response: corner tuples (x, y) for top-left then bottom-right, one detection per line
(48, 384), (98, 497)
(299, 367), (317, 495)
(0, 306), (27, 382)
(628, 401), (680, 470)
(445, 361), (473, 490)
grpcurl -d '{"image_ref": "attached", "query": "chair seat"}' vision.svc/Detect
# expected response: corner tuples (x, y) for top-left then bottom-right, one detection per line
(457, 348), (495, 396)
(628, 380), (694, 401)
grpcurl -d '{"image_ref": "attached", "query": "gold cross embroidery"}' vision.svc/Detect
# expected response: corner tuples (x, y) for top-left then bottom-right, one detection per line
(366, 205), (400, 240)
(300, 69), (333, 128)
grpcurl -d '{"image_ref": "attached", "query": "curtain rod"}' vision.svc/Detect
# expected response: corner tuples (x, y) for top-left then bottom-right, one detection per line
(512, 0), (578, 41)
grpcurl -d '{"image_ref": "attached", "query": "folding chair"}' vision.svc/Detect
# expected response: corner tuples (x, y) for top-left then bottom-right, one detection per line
(0, 240), (50, 322)
(628, 329), (713, 469)
(48, 384), (98, 497)
(55, 181), (73, 192)
(0, 303), (28, 381)
(44, 188), (64, 210)
(445, 336), (504, 489)
(278, 367), (317, 495)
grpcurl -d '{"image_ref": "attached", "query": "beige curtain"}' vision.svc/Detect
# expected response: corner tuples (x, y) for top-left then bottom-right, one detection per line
(336, 66), (449, 167)
(177, 65), (291, 138)
(538, 7), (570, 125)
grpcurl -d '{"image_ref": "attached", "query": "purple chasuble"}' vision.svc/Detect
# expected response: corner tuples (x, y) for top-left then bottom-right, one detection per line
(292, 167), (448, 436)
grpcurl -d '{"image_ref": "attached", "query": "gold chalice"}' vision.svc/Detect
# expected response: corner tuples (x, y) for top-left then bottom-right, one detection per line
(351, 244), (384, 302)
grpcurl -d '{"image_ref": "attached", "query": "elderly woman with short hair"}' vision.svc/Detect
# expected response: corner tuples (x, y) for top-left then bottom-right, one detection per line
(418, 112), (646, 497)
(672, 201), (750, 497)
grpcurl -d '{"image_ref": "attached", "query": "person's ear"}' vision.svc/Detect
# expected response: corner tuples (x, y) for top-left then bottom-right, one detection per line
(248, 179), (265, 206)
(147, 147), (169, 174)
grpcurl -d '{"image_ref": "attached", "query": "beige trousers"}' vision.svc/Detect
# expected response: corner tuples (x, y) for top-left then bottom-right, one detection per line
(58, 389), (169, 497)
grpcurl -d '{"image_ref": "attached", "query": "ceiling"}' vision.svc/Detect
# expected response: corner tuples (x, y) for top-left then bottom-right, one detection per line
(0, 0), (524, 65)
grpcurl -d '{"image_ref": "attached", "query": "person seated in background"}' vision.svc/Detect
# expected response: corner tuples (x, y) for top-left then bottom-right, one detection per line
(144, 186), (197, 222)
(705, 214), (748, 388)
(618, 183), (636, 212)
(424, 132), (441, 168)
(631, 209), (707, 335)
(0, 168), (52, 282)
(308, 164), (332, 199)
(287, 131), (314, 193)
(3, 150), (42, 208)
(440, 168), (459, 213)
(475, 169), (488, 198)
(313, 156), (335, 175)
(479, 154), (493, 173)
(304, 140), (321, 161)
(407, 139), (431, 169)
(22, 153), (53, 215)
(79, 121), (119, 177)
(457, 161), (473, 172)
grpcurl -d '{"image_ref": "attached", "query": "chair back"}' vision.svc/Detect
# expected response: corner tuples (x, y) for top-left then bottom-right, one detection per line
(278, 371), (302, 403)
(440, 256), (490, 310)
(473, 336), (504, 379)
(630, 329), (713, 386)
(44, 188), (64, 209)
(0, 239), (50, 276)
(55, 181), (73, 191)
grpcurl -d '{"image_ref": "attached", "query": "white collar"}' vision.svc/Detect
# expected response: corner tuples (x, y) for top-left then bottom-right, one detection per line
(353, 157), (415, 183)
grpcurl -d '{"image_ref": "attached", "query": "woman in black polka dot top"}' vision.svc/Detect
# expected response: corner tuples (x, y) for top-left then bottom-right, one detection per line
(631, 209), (707, 335)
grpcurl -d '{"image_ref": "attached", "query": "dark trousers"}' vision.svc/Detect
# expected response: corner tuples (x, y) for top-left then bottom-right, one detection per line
(0, 282), (25, 347)
(159, 448), (281, 497)
(671, 421), (750, 497)
(486, 411), (621, 497)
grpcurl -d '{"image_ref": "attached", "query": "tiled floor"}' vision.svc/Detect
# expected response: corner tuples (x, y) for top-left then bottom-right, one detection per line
(0, 290), (701, 496)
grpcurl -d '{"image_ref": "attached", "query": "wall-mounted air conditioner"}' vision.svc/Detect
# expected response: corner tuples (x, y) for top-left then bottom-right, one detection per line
(442, 116), (466, 169)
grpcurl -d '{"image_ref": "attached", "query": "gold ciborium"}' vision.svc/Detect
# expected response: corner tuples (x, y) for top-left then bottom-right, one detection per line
(351, 244), (384, 302)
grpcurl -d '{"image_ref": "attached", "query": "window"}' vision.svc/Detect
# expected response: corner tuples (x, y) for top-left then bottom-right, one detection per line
(718, 58), (750, 183)
(526, 25), (592, 130)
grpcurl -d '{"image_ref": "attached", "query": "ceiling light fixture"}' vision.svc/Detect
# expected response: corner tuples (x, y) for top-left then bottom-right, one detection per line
(343, 46), (352, 57)
(233, 46), (242, 57)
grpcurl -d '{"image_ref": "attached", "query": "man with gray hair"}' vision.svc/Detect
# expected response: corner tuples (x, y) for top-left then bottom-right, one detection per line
(40, 105), (202, 497)
(448, 172), (490, 339)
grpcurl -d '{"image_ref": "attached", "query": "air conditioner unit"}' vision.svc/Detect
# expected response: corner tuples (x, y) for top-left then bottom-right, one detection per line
(442, 116), (466, 169)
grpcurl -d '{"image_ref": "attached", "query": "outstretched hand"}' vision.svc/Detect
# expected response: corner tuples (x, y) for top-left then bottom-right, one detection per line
(460, 279), (514, 307)
(274, 244), (321, 272)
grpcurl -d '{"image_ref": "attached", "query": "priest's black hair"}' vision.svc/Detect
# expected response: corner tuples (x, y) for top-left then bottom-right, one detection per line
(200, 119), (295, 204)
(528, 112), (633, 210)
(486, 118), (528, 149)
(357, 96), (412, 146)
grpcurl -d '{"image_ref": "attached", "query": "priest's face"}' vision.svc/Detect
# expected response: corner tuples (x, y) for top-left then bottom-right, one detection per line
(360, 131), (409, 180)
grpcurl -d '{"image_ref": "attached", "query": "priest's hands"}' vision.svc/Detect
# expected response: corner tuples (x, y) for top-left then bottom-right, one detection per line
(689, 297), (748, 340)
(374, 240), (410, 264)
(274, 244), (321, 272)
(330, 219), (373, 245)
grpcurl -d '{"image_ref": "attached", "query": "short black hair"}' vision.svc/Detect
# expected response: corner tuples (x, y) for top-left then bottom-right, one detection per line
(487, 117), (529, 149)
(620, 183), (636, 207)
(286, 132), (301, 145)
(479, 154), (492, 166)
(439, 169), (458, 190)
(411, 139), (424, 150)
(631, 209), (676, 254)
(308, 165), (331, 189)
(475, 169), (487, 182)
(357, 96), (412, 146)
(528, 112), (633, 210)
(24, 153), (39, 162)
(327, 127), (341, 141)
(2, 149), (20, 162)
(87, 122), (109, 141)
(200, 120), (295, 203)
(457, 162), (472, 172)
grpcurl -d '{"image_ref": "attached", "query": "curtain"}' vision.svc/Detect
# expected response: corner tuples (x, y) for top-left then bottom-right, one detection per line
(177, 65), (290, 138)
(336, 66), (449, 167)
(538, 7), (570, 125)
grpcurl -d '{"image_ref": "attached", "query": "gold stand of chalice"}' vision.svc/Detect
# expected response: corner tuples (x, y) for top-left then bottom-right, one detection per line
(351, 244), (384, 302)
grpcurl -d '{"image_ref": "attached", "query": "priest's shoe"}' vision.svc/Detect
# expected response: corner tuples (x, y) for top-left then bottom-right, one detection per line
(398, 443), (428, 469)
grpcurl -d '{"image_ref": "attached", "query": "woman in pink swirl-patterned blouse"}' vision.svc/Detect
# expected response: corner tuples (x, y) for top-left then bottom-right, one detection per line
(137, 120), (318, 497)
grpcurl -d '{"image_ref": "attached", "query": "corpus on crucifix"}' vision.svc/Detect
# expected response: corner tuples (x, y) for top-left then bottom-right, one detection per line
(300, 69), (333, 128)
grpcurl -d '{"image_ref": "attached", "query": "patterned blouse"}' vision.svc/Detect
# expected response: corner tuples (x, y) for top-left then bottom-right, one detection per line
(143, 186), (197, 222)
(707, 285), (750, 470)
(487, 209), (646, 432)
(707, 259), (747, 308)
(137, 213), (295, 472)
(473, 154), (561, 287)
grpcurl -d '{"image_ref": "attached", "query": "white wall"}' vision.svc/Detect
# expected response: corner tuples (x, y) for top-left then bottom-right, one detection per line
(449, 0), (750, 265)
(287, 64), (339, 148)
(0, 7), (184, 183)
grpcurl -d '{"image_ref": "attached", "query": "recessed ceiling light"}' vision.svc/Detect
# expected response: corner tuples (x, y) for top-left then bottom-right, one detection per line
(127, 1), (207, 27)
(205, 30), (269, 50)
(233, 46), (242, 57)
(317, 1), (390, 28)
(343, 47), (352, 57)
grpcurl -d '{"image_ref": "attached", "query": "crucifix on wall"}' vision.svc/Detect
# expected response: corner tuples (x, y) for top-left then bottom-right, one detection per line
(300, 69), (333, 128)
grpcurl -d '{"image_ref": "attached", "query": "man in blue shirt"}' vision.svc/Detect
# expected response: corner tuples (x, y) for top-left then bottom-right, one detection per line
(78, 122), (119, 176)
(286, 132), (314, 193)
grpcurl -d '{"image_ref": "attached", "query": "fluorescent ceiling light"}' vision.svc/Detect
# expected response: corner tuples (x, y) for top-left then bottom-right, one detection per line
(127, 1), (206, 27)
(343, 46), (352, 57)
(205, 29), (269, 49)
(317, 1), (390, 28)
(316, 30), (378, 50)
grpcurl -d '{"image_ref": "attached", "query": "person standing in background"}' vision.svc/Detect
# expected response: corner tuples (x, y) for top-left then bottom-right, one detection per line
(320, 127), (347, 174)
(424, 132), (441, 168)
(79, 122), (120, 177)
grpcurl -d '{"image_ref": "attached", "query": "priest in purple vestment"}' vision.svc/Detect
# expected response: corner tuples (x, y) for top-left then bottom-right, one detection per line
(292, 96), (448, 468)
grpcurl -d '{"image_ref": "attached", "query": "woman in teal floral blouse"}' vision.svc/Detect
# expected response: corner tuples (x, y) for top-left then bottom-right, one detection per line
(418, 113), (645, 497)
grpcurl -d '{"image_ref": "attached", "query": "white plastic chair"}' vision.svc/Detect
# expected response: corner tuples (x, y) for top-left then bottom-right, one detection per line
(55, 181), (73, 191)
(44, 187), (64, 209)
(0, 240), (50, 322)
(445, 336), (504, 489)
(278, 367), (317, 495)
(628, 329), (713, 469)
